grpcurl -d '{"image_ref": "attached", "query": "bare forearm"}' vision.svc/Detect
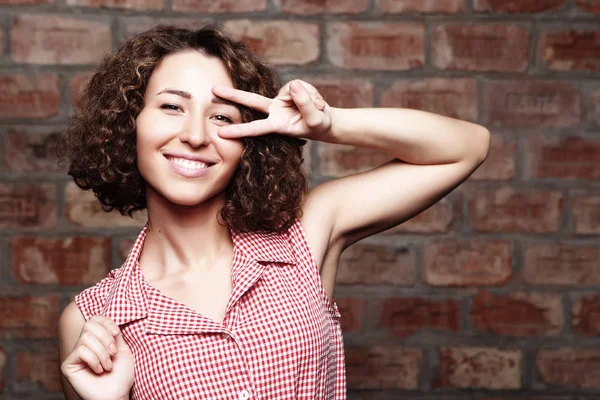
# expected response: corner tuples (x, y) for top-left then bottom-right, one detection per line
(325, 107), (490, 165)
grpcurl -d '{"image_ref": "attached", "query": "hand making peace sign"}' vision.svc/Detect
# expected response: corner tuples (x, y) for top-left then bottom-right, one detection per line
(212, 79), (332, 140)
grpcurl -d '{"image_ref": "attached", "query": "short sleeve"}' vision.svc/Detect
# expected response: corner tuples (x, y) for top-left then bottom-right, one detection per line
(74, 268), (119, 321)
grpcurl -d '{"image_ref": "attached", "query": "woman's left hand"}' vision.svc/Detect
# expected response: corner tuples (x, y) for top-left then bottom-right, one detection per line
(212, 79), (332, 141)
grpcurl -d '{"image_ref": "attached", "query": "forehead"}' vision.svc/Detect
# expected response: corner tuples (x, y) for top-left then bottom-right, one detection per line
(147, 50), (233, 92)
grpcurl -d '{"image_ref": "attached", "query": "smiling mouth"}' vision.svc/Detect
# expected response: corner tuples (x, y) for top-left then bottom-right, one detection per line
(165, 156), (212, 170)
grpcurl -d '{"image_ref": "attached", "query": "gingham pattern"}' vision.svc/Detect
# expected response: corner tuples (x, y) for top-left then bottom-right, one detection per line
(75, 219), (346, 399)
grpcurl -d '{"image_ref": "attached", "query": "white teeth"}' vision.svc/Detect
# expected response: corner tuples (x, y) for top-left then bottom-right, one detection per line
(167, 157), (209, 170)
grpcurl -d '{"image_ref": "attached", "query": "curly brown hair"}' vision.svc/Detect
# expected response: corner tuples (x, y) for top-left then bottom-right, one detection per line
(60, 25), (307, 233)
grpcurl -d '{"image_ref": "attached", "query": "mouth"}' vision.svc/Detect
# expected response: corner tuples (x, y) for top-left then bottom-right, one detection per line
(163, 155), (216, 177)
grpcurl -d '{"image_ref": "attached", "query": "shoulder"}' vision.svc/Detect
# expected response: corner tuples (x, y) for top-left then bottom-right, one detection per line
(74, 268), (121, 321)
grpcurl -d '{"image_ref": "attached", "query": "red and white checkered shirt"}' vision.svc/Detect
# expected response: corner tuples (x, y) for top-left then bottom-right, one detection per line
(75, 219), (346, 399)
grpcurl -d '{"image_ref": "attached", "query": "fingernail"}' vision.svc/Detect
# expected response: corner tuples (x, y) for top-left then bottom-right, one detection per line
(109, 343), (117, 354)
(290, 81), (300, 93)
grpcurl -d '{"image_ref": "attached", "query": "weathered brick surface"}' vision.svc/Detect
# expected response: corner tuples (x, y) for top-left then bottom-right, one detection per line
(337, 243), (415, 285)
(577, 0), (600, 15)
(66, 0), (163, 9)
(594, 88), (600, 126)
(471, 291), (563, 336)
(529, 136), (600, 179)
(0, 296), (60, 339)
(11, 15), (111, 64)
(15, 348), (61, 392)
(424, 240), (512, 287)
(536, 348), (600, 388)
(275, 0), (367, 14)
(119, 17), (212, 40)
(540, 29), (600, 72)
(317, 143), (393, 177)
(12, 236), (111, 285)
(572, 295), (600, 336)
(0, 73), (59, 119)
(309, 78), (373, 108)
(336, 298), (366, 332)
(432, 24), (529, 72)
(0, 183), (57, 230)
(523, 243), (600, 285)
(467, 187), (562, 233)
(0, 348), (4, 391)
(327, 22), (425, 70)
(224, 20), (319, 65)
(435, 347), (521, 389)
(64, 182), (147, 228)
(474, 0), (566, 13)
(0, 0), (50, 3)
(386, 197), (455, 233)
(69, 71), (94, 108)
(381, 78), (477, 121)
(4, 128), (63, 172)
(483, 80), (580, 128)
(571, 195), (600, 234)
(119, 238), (135, 261)
(377, 0), (465, 13)
(173, 0), (265, 12)
(470, 134), (515, 180)
(380, 297), (460, 336)
(346, 346), (422, 389)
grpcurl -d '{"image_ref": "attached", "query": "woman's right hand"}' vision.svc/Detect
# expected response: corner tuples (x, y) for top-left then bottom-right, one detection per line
(61, 315), (134, 400)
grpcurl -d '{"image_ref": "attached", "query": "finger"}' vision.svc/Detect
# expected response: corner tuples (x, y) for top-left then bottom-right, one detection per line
(212, 85), (272, 113)
(79, 331), (113, 371)
(315, 98), (327, 111)
(290, 81), (323, 128)
(114, 329), (132, 354)
(77, 344), (104, 374)
(85, 318), (118, 355)
(92, 315), (120, 336)
(218, 119), (274, 138)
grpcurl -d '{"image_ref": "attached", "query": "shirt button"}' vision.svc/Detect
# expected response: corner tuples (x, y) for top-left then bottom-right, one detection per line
(238, 390), (250, 400)
(222, 332), (230, 340)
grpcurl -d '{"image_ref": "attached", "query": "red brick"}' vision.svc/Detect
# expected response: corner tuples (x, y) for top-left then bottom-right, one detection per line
(380, 297), (460, 337)
(346, 346), (422, 389)
(337, 243), (415, 285)
(0, 73), (59, 118)
(119, 239), (135, 261)
(573, 295), (600, 336)
(435, 347), (521, 389)
(224, 20), (319, 66)
(0, 296), (60, 339)
(523, 243), (600, 285)
(470, 135), (516, 180)
(317, 143), (393, 177)
(308, 78), (373, 108)
(595, 88), (600, 126)
(381, 78), (477, 121)
(12, 236), (110, 285)
(327, 22), (425, 70)
(69, 71), (94, 108)
(66, 0), (163, 9)
(4, 128), (63, 172)
(377, 0), (465, 13)
(483, 80), (580, 128)
(432, 24), (529, 72)
(472, 291), (563, 336)
(0, 0), (49, 3)
(16, 348), (61, 392)
(386, 197), (455, 233)
(276, 0), (367, 14)
(336, 298), (366, 332)
(424, 240), (512, 287)
(12, 15), (111, 65)
(65, 182), (147, 228)
(0, 348), (4, 391)
(529, 136), (600, 179)
(536, 348), (600, 388)
(577, 0), (600, 15)
(173, 0), (264, 12)
(119, 17), (213, 40)
(572, 195), (600, 234)
(0, 183), (57, 230)
(540, 29), (600, 72)
(467, 187), (562, 233)
(474, 0), (566, 12)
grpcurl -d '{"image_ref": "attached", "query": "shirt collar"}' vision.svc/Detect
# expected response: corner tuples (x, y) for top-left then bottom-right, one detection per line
(101, 223), (296, 327)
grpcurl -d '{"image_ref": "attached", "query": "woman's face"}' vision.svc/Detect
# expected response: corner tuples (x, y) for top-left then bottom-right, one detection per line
(136, 50), (244, 208)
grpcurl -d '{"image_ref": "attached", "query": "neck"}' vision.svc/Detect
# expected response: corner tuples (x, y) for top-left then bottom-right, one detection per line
(140, 188), (234, 278)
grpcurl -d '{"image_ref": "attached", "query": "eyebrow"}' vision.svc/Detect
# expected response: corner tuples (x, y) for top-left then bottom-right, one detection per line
(156, 89), (241, 113)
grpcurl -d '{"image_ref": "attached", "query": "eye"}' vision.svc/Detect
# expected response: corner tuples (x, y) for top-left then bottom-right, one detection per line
(212, 114), (234, 124)
(160, 104), (182, 112)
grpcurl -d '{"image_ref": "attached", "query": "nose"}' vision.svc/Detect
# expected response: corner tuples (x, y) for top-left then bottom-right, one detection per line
(179, 118), (211, 148)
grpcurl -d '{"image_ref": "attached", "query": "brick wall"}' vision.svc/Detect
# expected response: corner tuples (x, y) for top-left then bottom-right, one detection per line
(0, 0), (599, 399)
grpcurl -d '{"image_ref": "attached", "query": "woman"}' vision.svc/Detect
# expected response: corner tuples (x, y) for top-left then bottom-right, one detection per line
(58, 25), (490, 400)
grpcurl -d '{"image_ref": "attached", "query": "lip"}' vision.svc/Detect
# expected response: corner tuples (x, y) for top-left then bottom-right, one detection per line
(163, 154), (215, 178)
